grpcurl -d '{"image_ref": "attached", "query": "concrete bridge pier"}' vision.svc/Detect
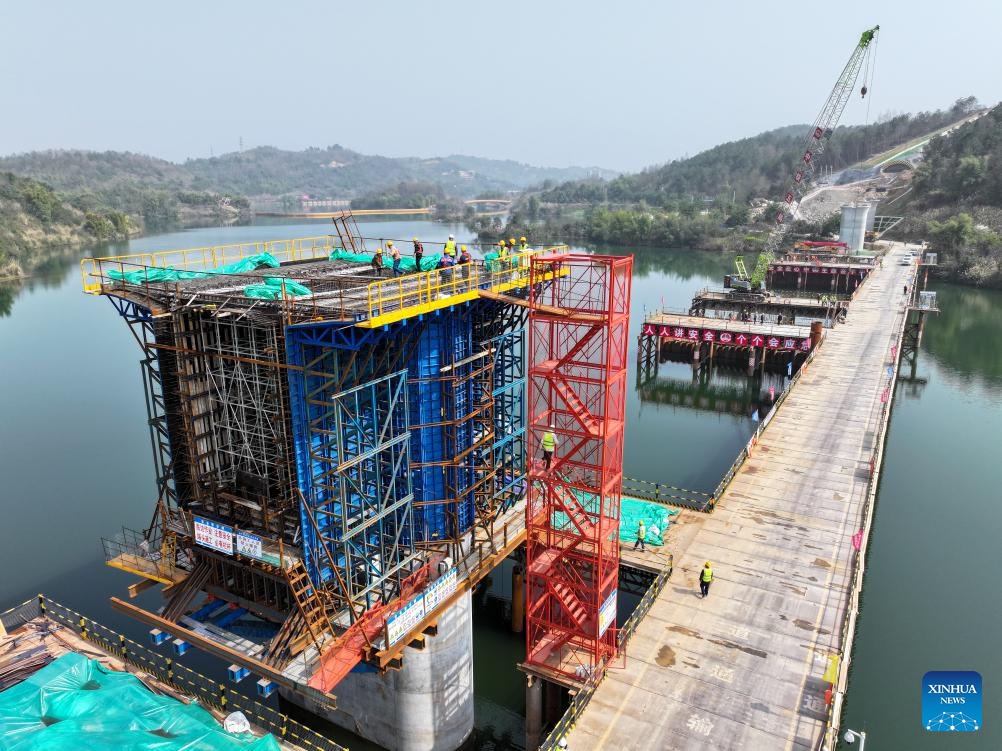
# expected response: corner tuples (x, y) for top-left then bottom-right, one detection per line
(284, 592), (475, 751)
(525, 674), (543, 751)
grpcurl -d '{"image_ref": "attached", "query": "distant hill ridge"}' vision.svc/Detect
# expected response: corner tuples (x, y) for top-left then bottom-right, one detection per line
(0, 146), (617, 201)
(539, 100), (982, 206)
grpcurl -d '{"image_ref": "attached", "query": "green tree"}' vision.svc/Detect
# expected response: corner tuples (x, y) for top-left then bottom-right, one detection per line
(928, 213), (975, 251)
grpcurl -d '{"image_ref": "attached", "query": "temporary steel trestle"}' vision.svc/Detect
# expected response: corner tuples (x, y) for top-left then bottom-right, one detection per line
(524, 254), (632, 682)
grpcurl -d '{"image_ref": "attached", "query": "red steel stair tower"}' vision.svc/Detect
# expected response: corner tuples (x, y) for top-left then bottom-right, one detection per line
(524, 253), (632, 681)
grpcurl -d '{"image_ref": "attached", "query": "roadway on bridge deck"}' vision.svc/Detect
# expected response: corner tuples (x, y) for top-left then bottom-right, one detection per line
(566, 249), (916, 750)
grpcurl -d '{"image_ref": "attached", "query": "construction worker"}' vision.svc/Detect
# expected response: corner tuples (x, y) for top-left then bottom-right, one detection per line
(509, 237), (517, 251)
(387, 241), (402, 277)
(497, 239), (508, 258)
(633, 519), (646, 552)
(519, 236), (529, 252)
(540, 425), (557, 470)
(412, 237), (424, 271)
(699, 561), (713, 598)
(371, 247), (384, 277)
(458, 245), (472, 280)
(437, 253), (454, 286)
(444, 234), (457, 258)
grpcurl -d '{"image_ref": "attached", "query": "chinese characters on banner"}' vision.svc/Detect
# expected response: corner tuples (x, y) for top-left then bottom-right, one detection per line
(386, 567), (459, 646)
(236, 530), (263, 560)
(194, 516), (234, 555)
(644, 323), (812, 352)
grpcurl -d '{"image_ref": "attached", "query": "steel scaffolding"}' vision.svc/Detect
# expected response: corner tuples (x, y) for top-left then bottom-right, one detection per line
(89, 235), (562, 698)
(524, 254), (632, 682)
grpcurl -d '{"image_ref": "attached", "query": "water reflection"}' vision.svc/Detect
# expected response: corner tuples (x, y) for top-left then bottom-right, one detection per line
(638, 361), (790, 419)
(0, 244), (87, 317)
(921, 283), (1002, 385)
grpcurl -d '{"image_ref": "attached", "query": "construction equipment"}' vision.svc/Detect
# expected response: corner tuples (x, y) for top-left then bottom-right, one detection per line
(733, 25), (880, 290)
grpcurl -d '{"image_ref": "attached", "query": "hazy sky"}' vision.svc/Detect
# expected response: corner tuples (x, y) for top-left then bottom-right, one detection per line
(2, 0), (998, 172)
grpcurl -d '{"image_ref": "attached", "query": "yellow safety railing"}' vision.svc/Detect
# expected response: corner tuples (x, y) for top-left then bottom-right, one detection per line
(80, 235), (343, 294)
(364, 246), (568, 324)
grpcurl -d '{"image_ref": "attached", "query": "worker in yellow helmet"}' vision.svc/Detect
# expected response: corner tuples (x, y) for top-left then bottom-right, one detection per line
(699, 561), (713, 598)
(519, 236), (529, 251)
(498, 239), (509, 259)
(509, 237), (517, 249)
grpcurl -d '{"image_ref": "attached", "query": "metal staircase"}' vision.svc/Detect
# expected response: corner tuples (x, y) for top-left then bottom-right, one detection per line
(284, 561), (336, 654)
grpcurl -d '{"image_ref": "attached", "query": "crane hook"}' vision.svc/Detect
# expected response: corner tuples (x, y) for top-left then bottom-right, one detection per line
(860, 85), (868, 99)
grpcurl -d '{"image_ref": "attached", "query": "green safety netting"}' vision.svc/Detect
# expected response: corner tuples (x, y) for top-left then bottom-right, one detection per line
(328, 248), (441, 273)
(620, 496), (678, 546)
(551, 495), (677, 547)
(0, 652), (279, 751)
(108, 253), (281, 285)
(244, 276), (312, 299)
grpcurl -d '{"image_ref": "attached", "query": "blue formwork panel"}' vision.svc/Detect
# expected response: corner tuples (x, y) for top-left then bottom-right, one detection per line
(286, 320), (416, 592)
(406, 310), (478, 542)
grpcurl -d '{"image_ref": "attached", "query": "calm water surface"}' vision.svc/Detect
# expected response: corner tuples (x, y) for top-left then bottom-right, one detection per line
(840, 282), (1002, 748)
(4, 221), (988, 747)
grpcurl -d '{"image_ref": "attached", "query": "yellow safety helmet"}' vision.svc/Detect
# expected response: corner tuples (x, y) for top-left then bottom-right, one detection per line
(499, 239), (506, 246)
(412, 237), (418, 242)
(386, 240), (393, 246)
(375, 246), (382, 253)
(704, 561), (711, 567)
(509, 238), (516, 245)
(461, 245), (467, 251)
(520, 236), (527, 242)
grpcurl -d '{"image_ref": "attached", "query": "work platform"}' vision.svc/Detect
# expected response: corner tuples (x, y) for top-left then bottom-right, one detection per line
(689, 289), (849, 327)
(562, 252), (916, 750)
(81, 234), (567, 329)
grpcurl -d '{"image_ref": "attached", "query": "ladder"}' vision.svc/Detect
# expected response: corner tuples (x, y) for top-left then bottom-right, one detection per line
(329, 211), (365, 255)
(284, 561), (336, 653)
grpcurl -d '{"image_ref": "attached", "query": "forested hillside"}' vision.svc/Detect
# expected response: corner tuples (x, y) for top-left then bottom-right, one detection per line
(540, 100), (978, 206)
(897, 104), (1002, 286)
(0, 171), (129, 279)
(0, 146), (614, 208)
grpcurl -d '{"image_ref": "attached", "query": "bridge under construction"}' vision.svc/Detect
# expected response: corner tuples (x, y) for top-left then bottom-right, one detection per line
(82, 214), (634, 751)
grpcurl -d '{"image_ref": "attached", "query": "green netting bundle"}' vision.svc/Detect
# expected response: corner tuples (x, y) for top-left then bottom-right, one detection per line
(108, 253), (281, 285)
(0, 652), (280, 751)
(328, 248), (441, 272)
(619, 497), (678, 546)
(549, 493), (677, 547)
(244, 276), (312, 299)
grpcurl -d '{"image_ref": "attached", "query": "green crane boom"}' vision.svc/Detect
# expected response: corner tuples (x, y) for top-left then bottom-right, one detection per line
(736, 25), (879, 290)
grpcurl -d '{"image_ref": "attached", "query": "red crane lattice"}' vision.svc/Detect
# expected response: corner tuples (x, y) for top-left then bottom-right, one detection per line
(524, 253), (632, 681)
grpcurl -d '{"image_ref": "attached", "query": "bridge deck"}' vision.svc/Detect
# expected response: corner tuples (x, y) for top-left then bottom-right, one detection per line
(566, 252), (915, 750)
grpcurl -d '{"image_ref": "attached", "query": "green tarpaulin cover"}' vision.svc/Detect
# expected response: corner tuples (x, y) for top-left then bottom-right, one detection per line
(108, 253), (281, 285)
(551, 495), (678, 547)
(244, 276), (312, 299)
(0, 652), (279, 751)
(328, 248), (440, 273)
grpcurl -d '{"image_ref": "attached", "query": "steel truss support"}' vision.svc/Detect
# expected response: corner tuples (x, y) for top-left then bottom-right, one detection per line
(524, 254), (632, 682)
(287, 321), (420, 616)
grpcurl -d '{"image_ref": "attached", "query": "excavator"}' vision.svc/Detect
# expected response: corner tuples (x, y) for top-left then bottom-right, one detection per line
(730, 25), (879, 293)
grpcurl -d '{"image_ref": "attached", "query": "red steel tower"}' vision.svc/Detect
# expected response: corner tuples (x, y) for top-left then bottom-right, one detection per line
(524, 253), (632, 681)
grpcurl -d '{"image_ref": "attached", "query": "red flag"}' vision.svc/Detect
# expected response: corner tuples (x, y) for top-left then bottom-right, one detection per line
(851, 530), (864, 551)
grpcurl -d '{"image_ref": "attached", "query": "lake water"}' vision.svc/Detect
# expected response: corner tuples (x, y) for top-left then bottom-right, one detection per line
(2, 219), (995, 747)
